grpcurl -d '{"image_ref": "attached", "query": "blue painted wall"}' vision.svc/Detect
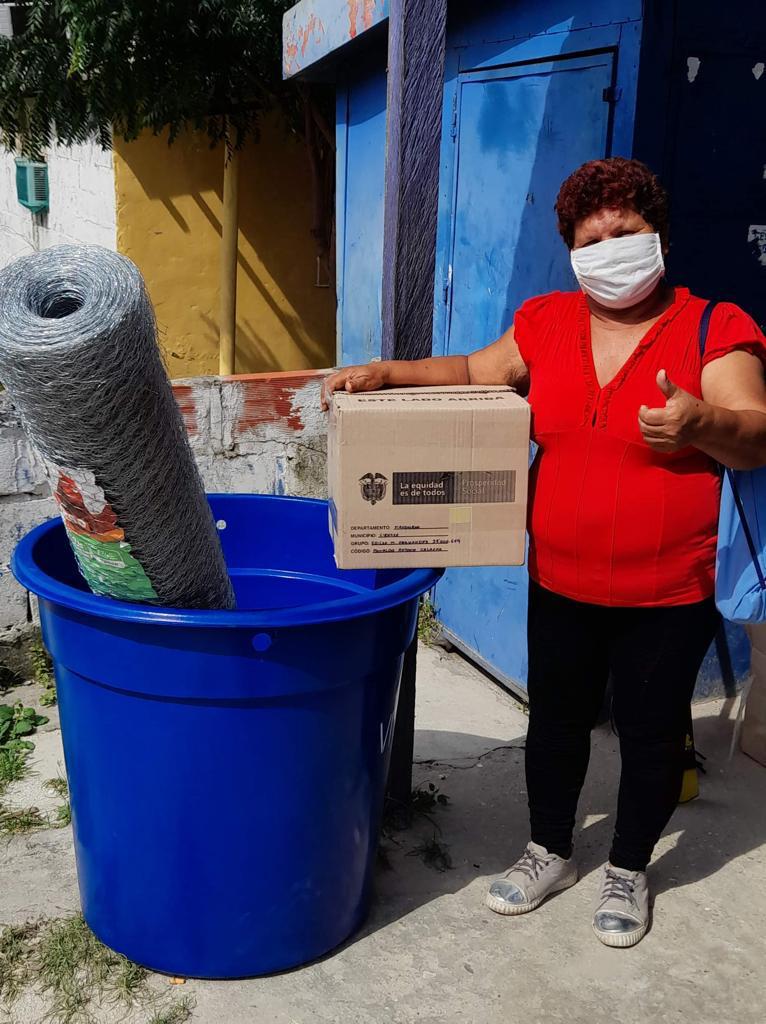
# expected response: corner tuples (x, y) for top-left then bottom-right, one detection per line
(328, 0), (753, 697)
(336, 66), (387, 365)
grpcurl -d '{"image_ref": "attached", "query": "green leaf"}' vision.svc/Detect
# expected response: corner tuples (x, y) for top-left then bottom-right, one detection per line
(67, 37), (84, 77)
(6, 739), (34, 752)
(0, 0), (296, 155)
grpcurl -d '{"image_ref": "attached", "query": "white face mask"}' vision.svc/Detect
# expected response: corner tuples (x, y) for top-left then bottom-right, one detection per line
(570, 232), (665, 310)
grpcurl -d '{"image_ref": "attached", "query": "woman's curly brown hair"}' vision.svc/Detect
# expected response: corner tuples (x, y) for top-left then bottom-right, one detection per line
(555, 157), (669, 249)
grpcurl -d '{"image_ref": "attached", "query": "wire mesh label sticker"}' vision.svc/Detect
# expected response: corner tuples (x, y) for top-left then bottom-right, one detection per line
(392, 471), (516, 505)
(44, 462), (158, 602)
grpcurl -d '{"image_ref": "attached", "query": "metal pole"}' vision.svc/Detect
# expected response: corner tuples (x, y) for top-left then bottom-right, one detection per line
(219, 144), (240, 376)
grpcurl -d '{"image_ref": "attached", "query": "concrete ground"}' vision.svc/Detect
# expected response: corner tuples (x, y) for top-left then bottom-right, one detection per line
(2, 644), (765, 1024)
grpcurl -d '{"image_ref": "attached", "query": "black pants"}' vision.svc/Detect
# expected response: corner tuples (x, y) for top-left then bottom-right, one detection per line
(525, 581), (719, 872)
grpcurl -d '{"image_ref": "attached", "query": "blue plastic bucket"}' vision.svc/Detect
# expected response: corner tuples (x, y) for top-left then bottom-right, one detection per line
(12, 494), (441, 978)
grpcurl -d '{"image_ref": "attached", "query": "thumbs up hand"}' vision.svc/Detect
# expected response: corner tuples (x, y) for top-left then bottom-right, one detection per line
(638, 370), (705, 453)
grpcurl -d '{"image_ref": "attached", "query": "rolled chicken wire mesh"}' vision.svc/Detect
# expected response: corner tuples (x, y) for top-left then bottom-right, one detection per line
(0, 244), (235, 610)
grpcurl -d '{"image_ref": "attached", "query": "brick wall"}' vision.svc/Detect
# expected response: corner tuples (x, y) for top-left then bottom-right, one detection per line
(0, 140), (116, 267)
(0, 370), (327, 635)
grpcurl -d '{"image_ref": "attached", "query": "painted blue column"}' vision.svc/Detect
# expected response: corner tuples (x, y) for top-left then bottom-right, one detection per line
(381, 0), (448, 361)
(381, 0), (448, 804)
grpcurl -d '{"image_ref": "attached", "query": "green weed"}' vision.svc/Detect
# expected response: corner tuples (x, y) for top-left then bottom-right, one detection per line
(0, 805), (47, 836)
(382, 782), (451, 872)
(0, 703), (51, 833)
(0, 746), (28, 798)
(54, 802), (72, 826)
(37, 915), (148, 1023)
(407, 835), (453, 872)
(0, 776), (70, 837)
(147, 995), (197, 1024)
(44, 778), (68, 800)
(30, 632), (56, 706)
(45, 777), (71, 828)
(417, 597), (440, 646)
(0, 703), (49, 749)
(0, 920), (39, 1003)
(0, 915), (194, 1024)
(106, 955), (148, 1007)
(383, 782), (449, 832)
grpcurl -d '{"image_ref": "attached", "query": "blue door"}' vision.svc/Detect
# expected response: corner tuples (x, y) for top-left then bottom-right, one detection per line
(433, 52), (615, 694)
(336, 69), (388, 366)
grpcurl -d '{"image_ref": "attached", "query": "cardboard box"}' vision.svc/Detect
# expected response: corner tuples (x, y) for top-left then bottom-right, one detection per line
(328, 386), (530, 569)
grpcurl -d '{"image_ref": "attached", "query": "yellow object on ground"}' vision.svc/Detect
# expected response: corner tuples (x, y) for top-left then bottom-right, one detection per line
(679, 731), (699, 803)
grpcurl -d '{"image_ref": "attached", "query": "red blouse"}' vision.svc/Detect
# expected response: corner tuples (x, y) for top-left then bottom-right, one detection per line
(514, 288), (766, 607)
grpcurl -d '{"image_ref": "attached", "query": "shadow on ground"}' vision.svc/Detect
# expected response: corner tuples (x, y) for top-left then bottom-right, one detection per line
(360, 701), (766, 939)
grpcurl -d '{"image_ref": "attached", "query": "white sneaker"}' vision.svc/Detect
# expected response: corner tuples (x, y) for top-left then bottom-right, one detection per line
(592, 864), (650, 948)
(486, 841), (578, 916)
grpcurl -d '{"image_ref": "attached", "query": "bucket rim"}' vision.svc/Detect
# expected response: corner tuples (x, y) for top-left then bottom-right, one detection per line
(11, 494), (442, 629)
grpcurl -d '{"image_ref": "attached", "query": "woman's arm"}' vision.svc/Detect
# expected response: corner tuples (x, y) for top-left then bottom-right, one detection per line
(638, 351), (766, 469)
(320, 324), (528, 409)
(697, 352), (766, 468)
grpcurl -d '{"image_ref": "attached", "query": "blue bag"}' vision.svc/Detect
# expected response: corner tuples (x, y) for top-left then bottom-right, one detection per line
(698, 302), (766, 623)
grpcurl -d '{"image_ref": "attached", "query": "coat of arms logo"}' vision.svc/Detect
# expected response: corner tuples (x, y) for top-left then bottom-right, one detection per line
(359, 473), (388, 505)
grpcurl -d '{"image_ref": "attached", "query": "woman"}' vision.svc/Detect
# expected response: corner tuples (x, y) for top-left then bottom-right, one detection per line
(322, 158), (766, 948)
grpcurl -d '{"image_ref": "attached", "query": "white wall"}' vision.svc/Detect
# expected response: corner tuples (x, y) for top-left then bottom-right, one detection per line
(0, 139), (116, 266)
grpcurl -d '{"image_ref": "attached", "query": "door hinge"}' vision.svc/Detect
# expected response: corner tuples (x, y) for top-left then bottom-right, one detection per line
(450, 93), (458, 139)
(602, 86), (622, 104)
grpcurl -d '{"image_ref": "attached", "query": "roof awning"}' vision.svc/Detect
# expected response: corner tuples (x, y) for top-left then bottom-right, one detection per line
(283, 0), (389, 79)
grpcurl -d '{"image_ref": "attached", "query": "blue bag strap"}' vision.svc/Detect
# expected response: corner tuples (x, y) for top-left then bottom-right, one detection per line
(697, 300), (716, 360)
(698, 301), (766, 592)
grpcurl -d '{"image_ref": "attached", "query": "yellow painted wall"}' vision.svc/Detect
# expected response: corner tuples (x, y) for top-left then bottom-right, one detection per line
(113, 118), (335, 378)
